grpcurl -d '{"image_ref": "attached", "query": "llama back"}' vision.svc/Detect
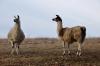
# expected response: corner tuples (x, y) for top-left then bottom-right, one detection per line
(71, 26), (85, 43)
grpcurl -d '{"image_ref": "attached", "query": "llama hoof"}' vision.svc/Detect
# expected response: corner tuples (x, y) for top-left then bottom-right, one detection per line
(68, 51), (71, 55)
(68, 53), (71, 56)
(63, 53), (65, 56)
(76, 52), (81, 56)
(63, 52), (66, 56)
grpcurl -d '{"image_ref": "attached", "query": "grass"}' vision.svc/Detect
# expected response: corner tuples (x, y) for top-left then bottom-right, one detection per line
(0, 38), (100, 66)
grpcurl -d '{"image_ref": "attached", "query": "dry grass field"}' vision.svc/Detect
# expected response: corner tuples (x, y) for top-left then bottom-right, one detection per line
(0, 38), (100, 66)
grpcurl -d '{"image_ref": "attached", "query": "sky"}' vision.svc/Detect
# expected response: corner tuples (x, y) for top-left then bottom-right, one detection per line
(0, 0), (100, 38)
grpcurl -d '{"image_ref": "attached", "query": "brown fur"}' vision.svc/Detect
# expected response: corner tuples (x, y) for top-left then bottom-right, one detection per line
(59, 26), (86, 44)
(52, 15), (86, 55)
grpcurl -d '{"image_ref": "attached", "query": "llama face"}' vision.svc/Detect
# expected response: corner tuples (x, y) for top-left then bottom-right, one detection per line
(14, 15), (20, 24)
(52, 15), (62, 22)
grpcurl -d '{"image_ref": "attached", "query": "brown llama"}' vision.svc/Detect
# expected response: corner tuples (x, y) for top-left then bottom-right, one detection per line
(52, 15), (86, 56)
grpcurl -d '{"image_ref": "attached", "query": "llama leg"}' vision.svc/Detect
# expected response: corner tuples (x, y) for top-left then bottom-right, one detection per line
(77, 42), (81, 56)
(15, 43), (19, 55)
(18, 45), (20, 54)
(11, 41), (14, 55)
(62, 41), (66, 55)
(67, 44), (70, 55)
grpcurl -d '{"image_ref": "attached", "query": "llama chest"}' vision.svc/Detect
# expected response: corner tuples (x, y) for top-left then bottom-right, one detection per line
(8, 28), (25, 43)
(58, 28), (72, 42)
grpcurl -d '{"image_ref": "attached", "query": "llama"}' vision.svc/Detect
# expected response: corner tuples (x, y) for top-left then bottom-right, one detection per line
(52, 15), (86, 56)
(8, 15), (25, 55)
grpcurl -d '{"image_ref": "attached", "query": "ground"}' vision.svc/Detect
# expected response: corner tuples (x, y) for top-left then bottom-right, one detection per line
(0, 38), (100, 66)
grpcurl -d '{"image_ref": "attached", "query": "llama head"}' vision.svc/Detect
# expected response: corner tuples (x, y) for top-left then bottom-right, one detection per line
(14, 15), (20, 24)
(52, 15), (62, 22)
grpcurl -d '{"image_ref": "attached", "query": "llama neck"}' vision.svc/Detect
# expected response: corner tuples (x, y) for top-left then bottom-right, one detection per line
(57, 21), (63, 35)
(15, 22), (21, 29)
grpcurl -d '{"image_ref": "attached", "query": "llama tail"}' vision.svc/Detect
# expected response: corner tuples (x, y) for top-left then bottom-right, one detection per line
(81, 26), (86, 43)
(81, 26), (86, 33)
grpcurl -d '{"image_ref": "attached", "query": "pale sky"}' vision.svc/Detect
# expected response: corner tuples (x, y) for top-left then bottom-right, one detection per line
(0, 0), (100, 38)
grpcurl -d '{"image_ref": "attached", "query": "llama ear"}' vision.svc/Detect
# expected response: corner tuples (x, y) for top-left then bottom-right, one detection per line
(17, 15), (20, 19)
(56, 15), (59, 17)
